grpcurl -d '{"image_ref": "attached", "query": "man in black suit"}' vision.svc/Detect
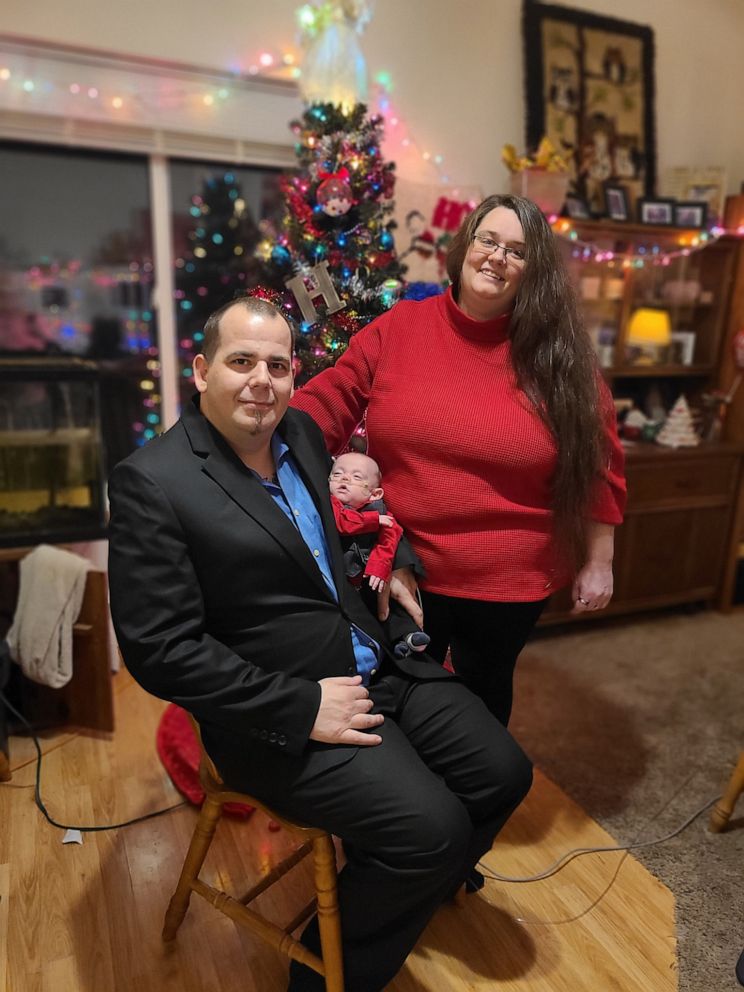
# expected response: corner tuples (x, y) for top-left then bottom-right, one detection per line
(108, 295), (532, 992)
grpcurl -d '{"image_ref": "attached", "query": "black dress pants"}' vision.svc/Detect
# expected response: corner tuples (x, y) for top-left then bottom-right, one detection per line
(217, 672), (532, 992)
(419, 591), (548, 726)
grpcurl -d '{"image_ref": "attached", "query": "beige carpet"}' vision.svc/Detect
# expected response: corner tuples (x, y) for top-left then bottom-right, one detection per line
(510, 607), (744, 992)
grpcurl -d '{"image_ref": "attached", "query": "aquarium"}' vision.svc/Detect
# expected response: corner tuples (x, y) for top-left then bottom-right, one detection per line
(0, 359), (107, 547)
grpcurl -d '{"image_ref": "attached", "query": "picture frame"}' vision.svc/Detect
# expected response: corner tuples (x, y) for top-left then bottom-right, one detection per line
(604, 183), (630, 221)
(670, 331), (696, 366)
(564, 194), (592, 220)
(637, 198), (675, 225)
(662, 166), (726, 224)
(523, 2), (656, 218)
(673, 201), (708, 229)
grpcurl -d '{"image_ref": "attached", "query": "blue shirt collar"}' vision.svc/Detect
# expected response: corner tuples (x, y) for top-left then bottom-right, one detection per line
(271, 430), (290, 466)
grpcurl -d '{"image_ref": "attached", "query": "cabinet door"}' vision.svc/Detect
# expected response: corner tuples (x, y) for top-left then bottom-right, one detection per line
(617, 506), (729, 603)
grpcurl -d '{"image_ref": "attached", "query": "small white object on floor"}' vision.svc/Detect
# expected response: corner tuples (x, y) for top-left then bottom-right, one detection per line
(62, 829), (83, 845)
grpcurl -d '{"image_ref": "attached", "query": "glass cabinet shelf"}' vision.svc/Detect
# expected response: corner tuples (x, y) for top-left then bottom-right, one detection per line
(556, 221), (735, 379)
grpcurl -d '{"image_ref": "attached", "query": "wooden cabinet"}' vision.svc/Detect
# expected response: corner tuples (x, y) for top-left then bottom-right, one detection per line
(718, 234), (744, 600)
(554, 220), (736, 398)
(0, 546), (114, 736)
(541, 442), (744, 624)
(542, 217), (744, 623)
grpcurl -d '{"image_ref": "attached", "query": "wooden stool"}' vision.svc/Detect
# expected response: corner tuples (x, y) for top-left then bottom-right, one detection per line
(709, 751), (744, 832)
(162, 718), (344, 992)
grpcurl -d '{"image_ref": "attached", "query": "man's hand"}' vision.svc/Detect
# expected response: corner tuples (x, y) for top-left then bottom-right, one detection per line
(309, 675), (384, 746)
(377, 567), (423, 628)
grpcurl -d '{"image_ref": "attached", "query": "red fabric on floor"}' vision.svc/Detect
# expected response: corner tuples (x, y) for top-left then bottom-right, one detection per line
(155, 703), (254, 820)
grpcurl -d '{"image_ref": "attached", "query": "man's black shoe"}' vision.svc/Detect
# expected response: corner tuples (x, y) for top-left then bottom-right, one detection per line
(465, 867), (485, 893)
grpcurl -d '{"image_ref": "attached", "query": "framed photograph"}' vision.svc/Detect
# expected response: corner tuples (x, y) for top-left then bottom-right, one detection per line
(523, 3), (656, 218)
(564, 194), (592, 220)
(604, 184), (630, 221)
(670, 331), (696, 366)
(673, 201), (708, 229)
(637, 198), (675, 225)
(662, 166), (726, 224)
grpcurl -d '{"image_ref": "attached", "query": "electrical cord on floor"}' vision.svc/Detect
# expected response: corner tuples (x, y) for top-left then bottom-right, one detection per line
(475, 769), (722, 927)
(477, 791), (720, 886)
(0, 689), (186, 832)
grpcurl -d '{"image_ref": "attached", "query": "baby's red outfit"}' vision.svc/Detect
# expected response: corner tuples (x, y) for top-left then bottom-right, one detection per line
(330, 495), (403, 584)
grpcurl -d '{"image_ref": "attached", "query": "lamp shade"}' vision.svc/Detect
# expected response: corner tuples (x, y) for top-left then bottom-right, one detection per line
(627, 308), (672, 345)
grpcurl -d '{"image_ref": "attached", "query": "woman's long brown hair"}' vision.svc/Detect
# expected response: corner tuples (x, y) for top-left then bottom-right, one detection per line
(446, 193), (606, 570)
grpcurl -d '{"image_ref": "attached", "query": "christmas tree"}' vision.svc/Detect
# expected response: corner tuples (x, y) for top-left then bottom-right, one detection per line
(258, 102), (405, 383)
(175, 172), (268, 401)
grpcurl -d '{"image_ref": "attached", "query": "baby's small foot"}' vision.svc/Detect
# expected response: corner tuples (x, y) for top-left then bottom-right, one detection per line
(394, 631), (430, 657)
(407, 631), (430, 652)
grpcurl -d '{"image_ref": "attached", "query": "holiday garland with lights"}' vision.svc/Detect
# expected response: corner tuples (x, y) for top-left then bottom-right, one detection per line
(258, 102), (405, 382)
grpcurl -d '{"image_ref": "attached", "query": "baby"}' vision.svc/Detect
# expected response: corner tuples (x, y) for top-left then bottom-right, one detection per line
(329, 451), (430, 658)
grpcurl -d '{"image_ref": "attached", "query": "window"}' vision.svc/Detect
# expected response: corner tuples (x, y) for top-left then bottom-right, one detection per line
(169, 160), (283, 408)
(0, 141), (157, 467)
(0, 143), (288, 469)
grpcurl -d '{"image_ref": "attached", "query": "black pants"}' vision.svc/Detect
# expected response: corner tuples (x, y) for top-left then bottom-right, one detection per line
(419, 591), (548, 726)
(219, 673), (532, 992)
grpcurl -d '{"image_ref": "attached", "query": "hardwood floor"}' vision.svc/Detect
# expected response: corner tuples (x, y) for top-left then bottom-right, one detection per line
(1, 672), (676, 991)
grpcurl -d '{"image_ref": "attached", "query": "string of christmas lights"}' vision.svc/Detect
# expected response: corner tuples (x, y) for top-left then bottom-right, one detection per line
(550, 218), (735, 266)
(369, 78), (450, 186)
(0, 51), (300, 115)
(0, 47), (452, 185)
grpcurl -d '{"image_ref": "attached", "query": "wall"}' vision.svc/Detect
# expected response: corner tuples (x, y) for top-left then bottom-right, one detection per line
(2, 0), (744, 195)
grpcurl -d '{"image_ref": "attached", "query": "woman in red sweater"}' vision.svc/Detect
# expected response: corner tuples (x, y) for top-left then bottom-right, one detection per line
(292, 194), (626, 726)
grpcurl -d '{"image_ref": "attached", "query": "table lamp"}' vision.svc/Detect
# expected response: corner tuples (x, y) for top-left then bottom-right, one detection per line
(626, 308), (672, 364)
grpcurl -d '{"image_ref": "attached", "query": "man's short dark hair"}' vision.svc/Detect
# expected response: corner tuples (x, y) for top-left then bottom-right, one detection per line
(201, 295), (298, 361)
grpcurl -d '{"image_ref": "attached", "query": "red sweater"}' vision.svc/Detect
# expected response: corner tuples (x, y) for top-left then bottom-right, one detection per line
(292, 288), (626, 602)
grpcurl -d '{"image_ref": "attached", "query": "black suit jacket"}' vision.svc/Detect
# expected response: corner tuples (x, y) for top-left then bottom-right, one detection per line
(108, 400), (447, 783)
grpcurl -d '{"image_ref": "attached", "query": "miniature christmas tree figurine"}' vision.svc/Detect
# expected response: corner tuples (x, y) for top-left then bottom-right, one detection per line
(259, 102), (405, 383)
(656, 394), (701, 448)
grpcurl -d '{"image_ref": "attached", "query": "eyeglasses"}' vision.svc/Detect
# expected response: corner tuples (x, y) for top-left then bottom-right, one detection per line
(329, 469), (370, 488)
(471, 234), (526, 264)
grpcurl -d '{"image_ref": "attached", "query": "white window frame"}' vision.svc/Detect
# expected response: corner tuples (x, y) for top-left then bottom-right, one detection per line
(0, 34), (300, 428)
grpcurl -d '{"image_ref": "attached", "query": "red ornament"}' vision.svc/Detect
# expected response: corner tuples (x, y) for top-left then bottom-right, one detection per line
(317, 167), (354, 217)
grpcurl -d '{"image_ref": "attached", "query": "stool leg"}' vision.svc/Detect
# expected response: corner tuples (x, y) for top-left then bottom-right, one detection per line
(163, 795), (223, 940)
(710, 752), (744, 833)
(313, 835), (344, 992)
(0, 749), (11, 782)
